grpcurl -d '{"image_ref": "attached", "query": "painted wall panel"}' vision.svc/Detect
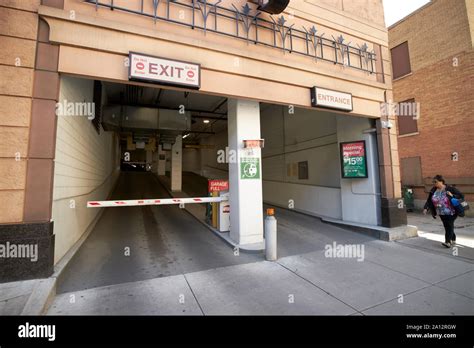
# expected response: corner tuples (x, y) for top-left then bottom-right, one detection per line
(52, 75), (120, 263)
(261, 104), (342, 218)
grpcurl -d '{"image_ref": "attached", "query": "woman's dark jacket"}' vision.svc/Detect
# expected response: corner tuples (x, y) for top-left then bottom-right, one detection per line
(424, 185), (464, 218)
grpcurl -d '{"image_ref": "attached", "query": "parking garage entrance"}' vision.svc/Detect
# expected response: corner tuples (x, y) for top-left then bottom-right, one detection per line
(52, 71), (383, 293)
(53, 75), (268, 292)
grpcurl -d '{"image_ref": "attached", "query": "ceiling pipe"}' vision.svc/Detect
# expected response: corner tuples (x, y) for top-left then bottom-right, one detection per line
(108, 103), (227, 116)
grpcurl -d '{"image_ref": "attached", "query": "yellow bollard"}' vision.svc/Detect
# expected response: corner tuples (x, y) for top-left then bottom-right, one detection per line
(212, 191), (218, 228)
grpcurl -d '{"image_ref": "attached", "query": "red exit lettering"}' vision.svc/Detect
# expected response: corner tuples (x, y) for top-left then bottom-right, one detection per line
(148, 63), (184, 79)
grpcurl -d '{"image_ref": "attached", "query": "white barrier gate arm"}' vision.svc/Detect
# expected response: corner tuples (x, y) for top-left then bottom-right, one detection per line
(87, 196), (227, 208)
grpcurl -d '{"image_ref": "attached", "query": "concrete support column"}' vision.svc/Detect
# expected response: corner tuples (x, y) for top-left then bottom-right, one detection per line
(227, 99), (264, 245)
(376, 119), (407, 227)
(146, 150), (152, 170)
(375, 89), (406, 227)
(171, 135), (182, 191)
(157, 144), (166, 175)
(151, 150), (158, 173)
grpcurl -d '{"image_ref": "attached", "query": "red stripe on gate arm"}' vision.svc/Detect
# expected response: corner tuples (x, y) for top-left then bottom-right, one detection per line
(194, 199), (202, 202)
(173, 199), (181, 202)
(89, 202), (101, 206)
(154, 200), (161, 203)
(138, 200), (144, 204)
(115, 202), (126, 205)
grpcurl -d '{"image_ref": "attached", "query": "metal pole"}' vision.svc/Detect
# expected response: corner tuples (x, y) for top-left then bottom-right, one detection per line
(265, 208), (277, 261)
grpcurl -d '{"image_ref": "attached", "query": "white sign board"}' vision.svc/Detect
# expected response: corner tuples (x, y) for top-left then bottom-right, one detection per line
(311, 87), (353, 111)
(129, 52), (200, 89)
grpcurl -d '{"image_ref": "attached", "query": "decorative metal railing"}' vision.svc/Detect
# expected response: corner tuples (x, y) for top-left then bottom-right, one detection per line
(85, 0), (377, 73)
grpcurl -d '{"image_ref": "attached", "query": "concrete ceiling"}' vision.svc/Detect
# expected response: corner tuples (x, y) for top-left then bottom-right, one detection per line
(102, 82), (228, 143)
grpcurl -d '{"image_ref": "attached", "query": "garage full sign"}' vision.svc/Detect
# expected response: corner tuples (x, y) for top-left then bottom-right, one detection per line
(240, 157), (260, 180)
(340, 141), (368, 178)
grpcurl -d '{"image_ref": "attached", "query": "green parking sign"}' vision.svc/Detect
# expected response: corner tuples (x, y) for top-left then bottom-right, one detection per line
(240, 157), (260, 179)
(340, 141), (368, 178)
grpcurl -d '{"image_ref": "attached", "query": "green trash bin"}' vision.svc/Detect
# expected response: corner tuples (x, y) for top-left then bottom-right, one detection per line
(403, 186), (415, 212)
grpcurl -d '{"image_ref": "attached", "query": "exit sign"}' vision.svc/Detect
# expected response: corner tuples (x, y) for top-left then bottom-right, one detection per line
(129, 52), (201, 89)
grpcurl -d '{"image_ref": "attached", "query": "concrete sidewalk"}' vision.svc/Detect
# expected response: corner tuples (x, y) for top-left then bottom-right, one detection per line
(6, 207), (474, 316)
(0, 279), (38, 315)
(403, 211), (474, 261)
(407, 211), (474, 239)
(47, 237), (474, 315)
(46, 202), (474, 316)
(0, 278), (55, 315)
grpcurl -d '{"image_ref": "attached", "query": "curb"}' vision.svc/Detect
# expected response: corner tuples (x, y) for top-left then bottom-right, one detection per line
(321, 218), (419, 241)
(21, 278), (56, 315)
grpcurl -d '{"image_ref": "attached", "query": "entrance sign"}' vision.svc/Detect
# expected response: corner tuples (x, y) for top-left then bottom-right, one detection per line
(240, 157), (260, 179)
(208, 180), (229, 192)
(129, 52), (200, 89)
(340, 141), (368, 178)
(311, 87), (353, 111)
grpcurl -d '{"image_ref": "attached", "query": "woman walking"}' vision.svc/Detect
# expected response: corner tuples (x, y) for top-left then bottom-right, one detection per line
(423, 175), (464, 248)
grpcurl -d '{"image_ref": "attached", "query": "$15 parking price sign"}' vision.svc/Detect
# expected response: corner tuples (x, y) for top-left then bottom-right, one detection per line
(340, 141), (368, 178)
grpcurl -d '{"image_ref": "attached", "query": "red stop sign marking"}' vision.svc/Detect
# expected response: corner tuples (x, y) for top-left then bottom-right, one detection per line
(136, 62), (145, 70)
(187, 70), (195, 78)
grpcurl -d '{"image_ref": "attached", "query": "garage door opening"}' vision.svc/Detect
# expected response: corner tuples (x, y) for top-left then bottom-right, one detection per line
(52, 75), (261, 293)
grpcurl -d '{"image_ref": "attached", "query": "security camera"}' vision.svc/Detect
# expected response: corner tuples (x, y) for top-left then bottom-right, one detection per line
(248, 0), (290, 14)
(382, 120), (393, 129)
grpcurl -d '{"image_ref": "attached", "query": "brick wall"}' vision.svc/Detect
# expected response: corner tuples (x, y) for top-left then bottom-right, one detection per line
(389, 0), (474, 209)
(389, 0), (472, 72)
(52, 76), (120, 263)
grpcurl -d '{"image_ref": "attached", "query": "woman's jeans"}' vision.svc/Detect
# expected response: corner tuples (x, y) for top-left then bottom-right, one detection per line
(440, 214), (457, 243)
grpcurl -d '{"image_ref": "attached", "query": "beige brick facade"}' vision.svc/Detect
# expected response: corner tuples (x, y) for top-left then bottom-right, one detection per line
(0, 2), (39, 223)
(0, 0), (61, 224)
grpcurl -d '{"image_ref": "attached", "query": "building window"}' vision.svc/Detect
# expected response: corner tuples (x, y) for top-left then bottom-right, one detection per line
(400, 157), (423, 186)
(298, 161), (308, 180)
(391, 41), (411, 79)
(397, 98), (418, 135)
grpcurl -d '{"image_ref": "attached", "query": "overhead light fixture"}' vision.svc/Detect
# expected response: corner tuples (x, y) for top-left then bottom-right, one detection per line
(183, 133), (190, 139)
(203, 119), (210, 124)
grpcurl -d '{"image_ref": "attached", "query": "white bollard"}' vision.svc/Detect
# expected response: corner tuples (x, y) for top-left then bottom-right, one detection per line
(265, 208), (277, 261)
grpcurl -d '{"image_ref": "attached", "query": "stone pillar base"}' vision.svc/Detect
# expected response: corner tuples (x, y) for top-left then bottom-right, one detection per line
(381, 198), (407, 228)
(0, 222), (55, 283)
